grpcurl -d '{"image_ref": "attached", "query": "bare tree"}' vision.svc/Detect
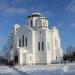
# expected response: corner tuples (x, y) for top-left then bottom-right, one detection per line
(66, 46), (75, 62)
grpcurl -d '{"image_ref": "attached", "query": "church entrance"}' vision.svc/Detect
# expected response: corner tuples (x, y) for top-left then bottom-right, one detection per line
(14, 55), (18, 64)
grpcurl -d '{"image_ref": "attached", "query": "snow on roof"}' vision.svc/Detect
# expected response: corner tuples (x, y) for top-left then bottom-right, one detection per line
(13, 24), (20, 28)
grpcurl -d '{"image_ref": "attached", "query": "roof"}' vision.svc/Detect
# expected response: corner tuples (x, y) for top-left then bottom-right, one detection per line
(28, 12), (43, 18)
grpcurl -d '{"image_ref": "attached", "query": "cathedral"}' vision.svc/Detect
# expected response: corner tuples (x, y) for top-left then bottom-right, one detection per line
(8, 12), (63, 65)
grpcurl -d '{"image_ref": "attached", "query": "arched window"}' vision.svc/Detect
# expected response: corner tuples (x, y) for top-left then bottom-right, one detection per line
(38, 42), (40, 50)
(42, 41), (44, 50)
(10, 45), (12, 49)
(56, 56), (57, 60)
(43, 22), (45, 27)
(25, 37), (27, 46)
(22, 35), (24, 47)
(19, 38), (21, 47)
(31, 20), (33, 26)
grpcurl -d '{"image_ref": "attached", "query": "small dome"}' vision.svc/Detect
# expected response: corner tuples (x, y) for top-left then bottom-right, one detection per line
(28, 12), (43, 18)
(13, 24), (20, 28)
(32, 12), (43, 16)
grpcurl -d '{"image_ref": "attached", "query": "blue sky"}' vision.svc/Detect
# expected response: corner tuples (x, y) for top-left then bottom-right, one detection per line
(0, 0), (75, 52)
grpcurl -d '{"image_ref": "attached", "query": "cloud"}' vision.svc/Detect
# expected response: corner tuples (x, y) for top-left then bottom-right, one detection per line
(5, 7), (28, 15)
(0, 0), (57, 17)
(66, 0), (75, 13)
(0, 0), (29, 16)
(0, 7), (29, 17)
(70, 23), (75, 28)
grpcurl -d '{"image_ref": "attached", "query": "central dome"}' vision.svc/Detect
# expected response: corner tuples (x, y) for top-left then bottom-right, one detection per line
(32, 12), (43, 16)
(28, 12), (43, 18)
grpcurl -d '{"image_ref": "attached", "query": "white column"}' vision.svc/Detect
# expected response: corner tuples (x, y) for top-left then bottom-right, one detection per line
(32, 31), (36, 64)
(19, 49), (23, 65)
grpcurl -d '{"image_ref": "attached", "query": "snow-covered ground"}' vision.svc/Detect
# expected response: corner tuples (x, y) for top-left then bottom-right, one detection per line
(0, 63), (75, 75)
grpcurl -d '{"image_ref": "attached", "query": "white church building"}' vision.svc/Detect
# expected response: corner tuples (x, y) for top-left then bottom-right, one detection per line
(8, 12), (63, 65)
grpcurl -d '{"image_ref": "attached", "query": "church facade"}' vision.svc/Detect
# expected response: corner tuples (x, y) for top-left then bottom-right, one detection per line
(8, 13), (63, 65)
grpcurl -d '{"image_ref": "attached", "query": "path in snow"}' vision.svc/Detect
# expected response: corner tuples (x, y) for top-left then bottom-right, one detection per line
(0, 64), (75, 75)
(15, 64), (75, 75)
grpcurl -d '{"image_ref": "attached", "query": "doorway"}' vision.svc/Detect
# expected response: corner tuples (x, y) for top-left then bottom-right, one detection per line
(14, 55), (18, 64)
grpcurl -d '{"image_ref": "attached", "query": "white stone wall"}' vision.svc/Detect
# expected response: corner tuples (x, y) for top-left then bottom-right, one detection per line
(16, 26), (34, 65)
(34, 28), (47, 64)
(50, 27), (62, 63)
(45, 29), (53, 64)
